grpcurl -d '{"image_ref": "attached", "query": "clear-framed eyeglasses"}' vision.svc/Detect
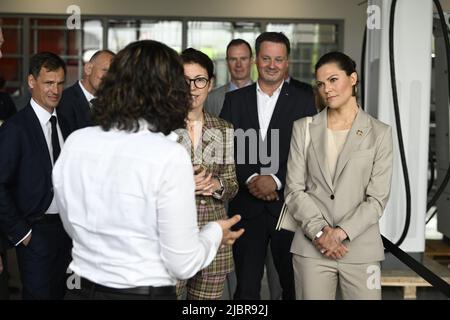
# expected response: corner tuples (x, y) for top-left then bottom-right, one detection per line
(185, 77), (209, 89)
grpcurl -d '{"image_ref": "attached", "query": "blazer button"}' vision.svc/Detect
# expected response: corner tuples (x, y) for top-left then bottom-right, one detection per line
(200, 200), (207, 205)
(330, 194), (335, 200)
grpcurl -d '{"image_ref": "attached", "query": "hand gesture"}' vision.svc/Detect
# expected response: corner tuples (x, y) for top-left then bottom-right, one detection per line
(216, 214), (245, 246)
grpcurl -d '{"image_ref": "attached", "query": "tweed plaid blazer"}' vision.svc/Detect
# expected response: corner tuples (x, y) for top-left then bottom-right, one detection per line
(177, 111), (238, 275)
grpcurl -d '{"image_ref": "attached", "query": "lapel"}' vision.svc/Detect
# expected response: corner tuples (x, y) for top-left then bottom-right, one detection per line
(75, 82), (90, 110)
(267, 82), (290, 133)
(23, 104), (52, 173)
(74, 82), (92, 125)
(58, 114), (70, 140)
(309, 109), (334, 192)
(332, 108), (371, 186)
(176, 128), (190, 149)
(245, 84), (260, 132)
(201, 112), (224, 165)
(176, 112), (224, 165)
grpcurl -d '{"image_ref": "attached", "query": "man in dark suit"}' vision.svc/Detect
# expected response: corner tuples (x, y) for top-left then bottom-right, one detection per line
(286, 71), (324, 112)
(57, 50), (114, 133)
(0, 78), (16, 123)
(0, 23), (11, 300)
(205, 39), (253, 117)
(220, 32), (316, 300)
(0, 52), (72, 299)
(288, 76), (314, 97)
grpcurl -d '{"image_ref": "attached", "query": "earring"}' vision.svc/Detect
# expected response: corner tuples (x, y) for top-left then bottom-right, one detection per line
(352, 85), (358, 96)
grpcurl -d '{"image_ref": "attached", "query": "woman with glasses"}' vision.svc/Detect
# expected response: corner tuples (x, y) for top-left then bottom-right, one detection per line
(176, 48), (239, 300)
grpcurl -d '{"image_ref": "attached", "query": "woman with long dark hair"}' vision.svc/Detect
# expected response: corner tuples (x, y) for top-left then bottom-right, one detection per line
(53, 40), (244, 300)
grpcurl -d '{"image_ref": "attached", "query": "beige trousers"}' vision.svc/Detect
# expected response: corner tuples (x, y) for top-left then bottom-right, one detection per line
(293, 254), (382, 300)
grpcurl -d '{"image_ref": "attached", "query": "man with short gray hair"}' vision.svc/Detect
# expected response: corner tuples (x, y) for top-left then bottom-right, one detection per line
(57, 50), (115, 133)
(205, 39), (253, 116)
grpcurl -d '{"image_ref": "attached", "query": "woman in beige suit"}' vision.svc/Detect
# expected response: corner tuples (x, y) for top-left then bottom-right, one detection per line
(285, 52), (393, 300)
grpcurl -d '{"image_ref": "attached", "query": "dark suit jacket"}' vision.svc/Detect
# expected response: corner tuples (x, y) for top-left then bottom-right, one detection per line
(57, 82), (92, 134)
(0, 233), (6, 252)
(289, 77), (314, 97)
(220, 82), (316, 219)
(0, 104), (70, 245)
(0, 92), (17, 121)
(0, 93), (16, 252)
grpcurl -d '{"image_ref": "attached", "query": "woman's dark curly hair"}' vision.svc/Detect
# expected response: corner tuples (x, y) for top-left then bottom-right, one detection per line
(91, 40), (191, 135)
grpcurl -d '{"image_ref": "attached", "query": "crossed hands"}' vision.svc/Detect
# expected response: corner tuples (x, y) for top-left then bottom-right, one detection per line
(248, 175), (279, 202)
(193, 165), (220, 196)
(313, 226), (349, 260)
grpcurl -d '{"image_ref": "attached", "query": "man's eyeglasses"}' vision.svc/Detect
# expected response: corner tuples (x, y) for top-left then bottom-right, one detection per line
(185, 77), (209, 89)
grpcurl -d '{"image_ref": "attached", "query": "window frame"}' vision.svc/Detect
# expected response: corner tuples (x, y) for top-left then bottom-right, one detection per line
(0, 13), (343, 104)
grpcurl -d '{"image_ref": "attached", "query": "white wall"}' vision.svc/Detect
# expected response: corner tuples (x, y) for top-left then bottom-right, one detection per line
(0, 0), (367, 68)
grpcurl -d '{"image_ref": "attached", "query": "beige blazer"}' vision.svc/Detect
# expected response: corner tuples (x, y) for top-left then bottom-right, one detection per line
(285, 107), (393, 263)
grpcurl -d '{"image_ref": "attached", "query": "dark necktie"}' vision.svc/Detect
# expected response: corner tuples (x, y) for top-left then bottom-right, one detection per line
(50, 115), (61, 163)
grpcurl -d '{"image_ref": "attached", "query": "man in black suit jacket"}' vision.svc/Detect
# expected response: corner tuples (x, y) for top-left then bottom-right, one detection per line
(0, 90), (16, 123)
(57, 50), (114, 134)
(288, 76), (314, 96)
(220, 32), (316, 300)
(0, 24), (11, 300)
(0, 74), (17, 125)
(0, 52), (72, 299)
(286, 72), (326, 112)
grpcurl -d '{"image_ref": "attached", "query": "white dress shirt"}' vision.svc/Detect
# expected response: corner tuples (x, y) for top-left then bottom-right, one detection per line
(245, 82), (284, 190)
(16, 100), (64, 246)
(52, 123), (222, 288)
(256, 81), (283, 141)
(30, 98), (63, 214)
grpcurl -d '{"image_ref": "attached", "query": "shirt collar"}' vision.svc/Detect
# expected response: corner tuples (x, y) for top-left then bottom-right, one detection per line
(135, 119), (178, 142)
(228, 80), (253, 92)
(30, 98), (56, 126)
(256, 80), (284, 97)
(166, 131), (179, 142)
(78, 80), (95, 103)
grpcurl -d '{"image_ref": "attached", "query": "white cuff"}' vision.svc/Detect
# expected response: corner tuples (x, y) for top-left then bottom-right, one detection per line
(15, 230), (32, 246)
(270, 174), (282, 190)
(245, 173), (259, 185)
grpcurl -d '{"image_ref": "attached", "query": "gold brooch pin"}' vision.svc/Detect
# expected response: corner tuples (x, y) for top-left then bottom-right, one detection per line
(356, 129), (363, 136)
